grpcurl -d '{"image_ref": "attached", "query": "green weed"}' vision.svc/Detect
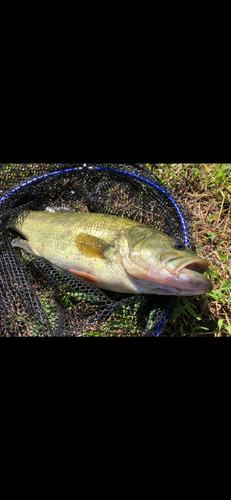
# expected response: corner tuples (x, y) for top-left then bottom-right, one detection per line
(9, 163), (231, 336)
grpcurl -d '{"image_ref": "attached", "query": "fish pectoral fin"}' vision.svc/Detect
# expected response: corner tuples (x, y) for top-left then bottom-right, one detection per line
(75, 234), (111, 259)
(11, 238), (35, 254)
(69, 269), (102, 283)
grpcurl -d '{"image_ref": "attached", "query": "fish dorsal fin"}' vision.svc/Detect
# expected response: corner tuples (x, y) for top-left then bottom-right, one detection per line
(75, 234), (110, 259)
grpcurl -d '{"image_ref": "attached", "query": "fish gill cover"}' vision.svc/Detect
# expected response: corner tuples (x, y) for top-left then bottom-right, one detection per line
(0, 163), (192, 337)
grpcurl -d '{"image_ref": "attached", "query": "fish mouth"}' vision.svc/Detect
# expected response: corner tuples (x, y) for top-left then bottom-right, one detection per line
(121, 250), (212, 295)
(158, 252), (213, 294)
(161, 253), (208, 276)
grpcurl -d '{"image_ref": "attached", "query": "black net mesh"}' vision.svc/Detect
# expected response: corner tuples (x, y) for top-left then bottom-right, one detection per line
(0, 164), (192, 336)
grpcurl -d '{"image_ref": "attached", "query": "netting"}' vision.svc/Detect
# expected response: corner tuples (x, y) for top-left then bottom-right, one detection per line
(0, 164), (192, 336)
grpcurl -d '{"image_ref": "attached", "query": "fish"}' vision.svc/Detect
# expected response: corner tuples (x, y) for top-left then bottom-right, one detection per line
(10, 211), (213, 296)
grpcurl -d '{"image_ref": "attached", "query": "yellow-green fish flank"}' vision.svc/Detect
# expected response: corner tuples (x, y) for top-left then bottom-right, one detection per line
(10, 211), (213, 295)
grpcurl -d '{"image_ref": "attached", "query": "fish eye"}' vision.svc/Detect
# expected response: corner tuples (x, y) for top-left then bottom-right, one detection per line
(174, 242), (185, 250)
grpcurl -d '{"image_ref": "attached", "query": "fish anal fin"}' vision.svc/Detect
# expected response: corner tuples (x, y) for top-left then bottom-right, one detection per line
(69, 269), (102, 283)
(11, 239), (35, 255)
(75, 234), (109, 259)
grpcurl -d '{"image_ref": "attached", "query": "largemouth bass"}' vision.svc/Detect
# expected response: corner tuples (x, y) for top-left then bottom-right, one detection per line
(10, 211), (213, 296)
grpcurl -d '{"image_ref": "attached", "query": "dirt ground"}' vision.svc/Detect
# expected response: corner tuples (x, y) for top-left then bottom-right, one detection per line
(1, 163), (230, 337)
(160, 165), (231, 336)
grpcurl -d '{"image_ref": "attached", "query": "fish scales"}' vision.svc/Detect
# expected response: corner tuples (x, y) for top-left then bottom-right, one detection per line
(10, 212), (142, 291)
(10, 211), (213, 295)
(11, 211), (139, 242)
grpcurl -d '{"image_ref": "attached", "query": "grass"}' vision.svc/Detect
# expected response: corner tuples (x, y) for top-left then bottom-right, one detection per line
(145, 163), (231, 337)
(1, 163), (230, 337)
